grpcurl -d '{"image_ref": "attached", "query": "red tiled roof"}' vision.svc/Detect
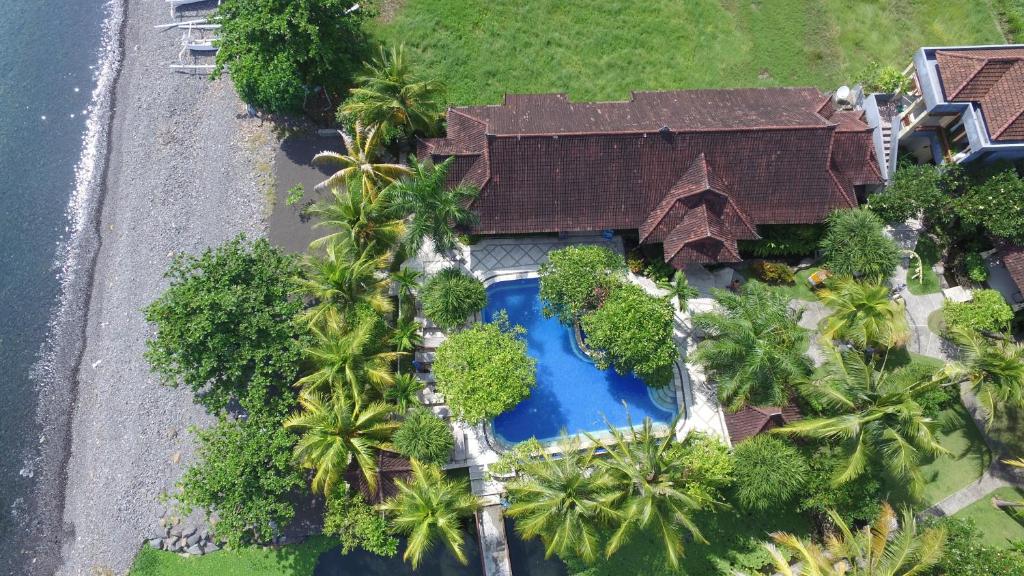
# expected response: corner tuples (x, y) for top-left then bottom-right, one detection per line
(420, 88), (881, 266)
(996, 240), (1024, 297)
(723, 403), (802, 444)
(343, 450), (412, 504)
(935, 48), (1024, 142)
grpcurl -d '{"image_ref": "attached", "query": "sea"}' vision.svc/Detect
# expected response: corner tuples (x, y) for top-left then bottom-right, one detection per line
(0, 0), (121, 572)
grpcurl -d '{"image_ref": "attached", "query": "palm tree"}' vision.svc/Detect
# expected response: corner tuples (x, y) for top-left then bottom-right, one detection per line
(295, 239), (393, 332)
(657, 270), (699, 312)
(284, 392), (399, 495)
(380, 459), (479, 569)
(941, 327), (1024, 427)
(778, 349), (948, 498)
(305, 180), (406, 253)
(390, 318), (423, 355)
(385, 373), (425, 414)
(342, 44), (447, 137)
(385, 156), (479, 256)
(820, 279), (909, 350)
(506, 435), (616, 564)
(586, 415), (718, 568)
(392, 267), (422, 321)
(313, 121), (411, 196)
(761, 502), (945, 576)
(295, 316), (402, 403)
(690, 281), (812, 411)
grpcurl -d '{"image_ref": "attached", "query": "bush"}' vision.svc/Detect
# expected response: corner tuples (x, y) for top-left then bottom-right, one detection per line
(739, 224), (824, 257)
(176, 415), (305, 548)
(868, 163), (952, 226)
(669, 432), (734, 502)
(580, 283), (679, 387)
(857, 60), (911, 93)
(943, 289), (1014, 334)
(538, 245), (626, 324)
(955, 169), (1024, 242)
(732, 435), (809, 510)
(750, 261), (795, 285)
(433, 316), (536, 423)
(798, 445), (882, 525)
(964, 252), (989, 283)
(144, 235), (304, 416)
(392, 409), (454, 465)
(929, 517), (1024, 576)
(324, 486), (398, 557)
(820, 208), (901, 282)
(421, 267), (487, 331)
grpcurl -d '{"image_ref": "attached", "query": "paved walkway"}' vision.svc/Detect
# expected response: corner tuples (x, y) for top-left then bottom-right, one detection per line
(922, 465), (1009, 517)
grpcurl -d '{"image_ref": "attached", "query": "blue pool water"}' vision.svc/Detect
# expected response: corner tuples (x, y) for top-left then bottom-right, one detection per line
(488, 278), (676, 444)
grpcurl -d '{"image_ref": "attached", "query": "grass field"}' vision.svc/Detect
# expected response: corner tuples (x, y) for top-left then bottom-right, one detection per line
(918, 406), (992, 506)
(953, 487), (1024, 547)
(373, 0), (1005, 104)
(130, 537), (334, 576)
(908, 235), (942, 295)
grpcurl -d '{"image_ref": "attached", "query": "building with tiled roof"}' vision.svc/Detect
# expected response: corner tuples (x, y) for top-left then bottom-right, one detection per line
(420, 88), (882, 268)
(722, 403), (802, 445)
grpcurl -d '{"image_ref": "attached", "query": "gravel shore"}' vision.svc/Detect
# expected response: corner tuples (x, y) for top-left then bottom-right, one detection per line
(56, 0), (275, 573)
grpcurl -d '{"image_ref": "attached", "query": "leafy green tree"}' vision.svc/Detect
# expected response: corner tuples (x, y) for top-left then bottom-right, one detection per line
(538, 245), (626, 324)
(392, 409), (453, 466)
(929, 517), (1024, 576)
(385, 373), (425, 414)
(820, 279), (910, 350)
(213, 0), (371, 113)
(657, 270), (700, 312)
(420, 267), (487, 331)
(295, 239), (393, 332)
(779, 349), (948, 498)
(506, 435), (615, 564)
(176, 415), (305, 548)
(942, 289), (1014, 335)
(323, 486), (399, 557)
(284, 392), (398, 496)
(691, 281), (811, 411)
(732, 435), (809, 510)
(955, 169), (1024, 241)
(390, 318), (423, 356)
(384, 156), (480, 256)
(941, 327), (1024, 427)
(380, 460), (479, 569)
(305, 180), (406, 253)
(798, 444), (882, 526)
(341, 44), (446, 138)
(432, 318), (536, 423)
(144, 235), (303, 416)
(580, 283), (679, 387)
(314, 122), (411, 196)
(295, 315), (400, 403)
(867, 163), (952, 226)
(391, 267), (422, 321)
(820, 208), (901, 282)
(668, 432), (734, 502)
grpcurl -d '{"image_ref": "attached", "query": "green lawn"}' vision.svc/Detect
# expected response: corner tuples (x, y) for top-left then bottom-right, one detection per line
(918, 406), (992, 506)
(373, 0), (1005, 104)
(908, 235), (942, 295)
(953, 487), (1024, 547)
(130, 537), (334, 576)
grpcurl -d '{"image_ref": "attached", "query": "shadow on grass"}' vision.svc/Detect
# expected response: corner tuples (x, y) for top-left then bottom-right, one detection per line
(130, 536), (335, 576)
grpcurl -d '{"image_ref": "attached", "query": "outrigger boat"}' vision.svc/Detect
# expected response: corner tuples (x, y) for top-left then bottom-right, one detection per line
(186, 39), (219, 52)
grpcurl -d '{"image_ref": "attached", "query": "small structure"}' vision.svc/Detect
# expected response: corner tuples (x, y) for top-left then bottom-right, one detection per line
(342, 451), (413, 504)
(984, 244), (1024, 310)
(723, 403), (801, 445)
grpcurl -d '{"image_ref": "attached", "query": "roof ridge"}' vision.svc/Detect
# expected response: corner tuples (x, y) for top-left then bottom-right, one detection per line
(485, 124), (836, 138)
(992, 107), (1024, 139)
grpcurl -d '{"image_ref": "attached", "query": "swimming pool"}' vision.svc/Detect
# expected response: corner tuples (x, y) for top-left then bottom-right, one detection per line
(487, 277), (677, 445)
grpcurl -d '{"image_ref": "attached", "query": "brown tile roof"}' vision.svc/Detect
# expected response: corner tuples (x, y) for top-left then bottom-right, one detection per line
(996, 240), (1024, 297)
(723, 403), (802, 444)
(343, 450), (412, 504)
(935, 48), (1024, 142)
(421, 88), (881, 266)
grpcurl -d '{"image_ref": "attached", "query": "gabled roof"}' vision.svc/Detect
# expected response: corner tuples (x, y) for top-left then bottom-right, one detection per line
(723, 403), (802, 444)
(996, 240), (1024, 298)
(935, 48), (1024, 141)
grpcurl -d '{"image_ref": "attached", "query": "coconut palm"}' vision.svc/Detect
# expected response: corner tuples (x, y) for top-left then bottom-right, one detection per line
(313, 121), (411, 196)
(342, 44), (447, 137)
(586, 414), (717, 569)
(380, 459), (479, 569)
(385, 156), (479, 256)
(820, 279), (910, 350)
(777, 349), (948, 498)
(285, 392), (399, 495)
(295, 316), (402, 403)
(392, 267), (422, 321)
(385, 373), (425, 414)
(941, 327), (1024, 427)
(305, 180), (406, 253)
(657, 270), (699, 312)
(761, 502), (946, 576)
(506, 435), (616, 564)
(295, 239), (393, 332)
(690, 281), (812, 411)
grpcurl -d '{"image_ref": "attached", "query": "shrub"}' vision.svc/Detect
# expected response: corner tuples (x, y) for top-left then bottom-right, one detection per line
(943, 289), (1014, 334)
(964, 252), (989, 283)
(669, 432), (734, 502)
(421, 267), (487, 331)
(580, 283), (679, 387)
(868, 163), (952, 226)
(798, 445), (882, 525)
(820, 208), (901, 282)
(392, 409), (454, 466)
(739, 224), (824, 257)
(324, 486), (398, 557)
(929, 517), (1024, 576)
(857, 60), (911, 93)
(433, 316), (536, 423)
(750, 261), (794, 285)
(538, 245), (626, 324)
(732, 435), (809, 510)
(955, 169), (1024, 242)
(144, 235), (303, 416)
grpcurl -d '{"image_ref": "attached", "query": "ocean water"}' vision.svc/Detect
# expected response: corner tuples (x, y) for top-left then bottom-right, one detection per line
(0, 0), (112, 570)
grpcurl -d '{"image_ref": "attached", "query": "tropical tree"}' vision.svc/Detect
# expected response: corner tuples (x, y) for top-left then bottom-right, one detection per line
(391, 267), (422, 321)
(390, 318), (424, 355)
(941, 327), (1024, 427)
(506, 435), (615, 564)
(295, 239), (393, 332)
(313, 121), (411, 196)
(778, 349), (948, 498)
(657, 270), (699, 312)
(586, 415), (719, 568)
(294, 315), (401, 403)
(305, 180), (405, 253)
(391, 409), (454, 465)
(761, 502), (945, 576)
(284, 392), (398, 495)
(380, 459), (479, 569)
(690, 281), (812, 411)
(820, 208), (901, 282)
(342, 44), (447, 137)
(820, 279), (910, 350)
(385, 373), (425, 414)
(385, 156), (479, 256)
(995, 457), (1024, 510)
(420, 267), (487, 331)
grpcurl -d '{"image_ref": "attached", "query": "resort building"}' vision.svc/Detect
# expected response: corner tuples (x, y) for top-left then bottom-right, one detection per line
(420, 89), (883, 268)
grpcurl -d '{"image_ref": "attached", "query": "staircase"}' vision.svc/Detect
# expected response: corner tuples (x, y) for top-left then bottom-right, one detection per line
(881, 121), (893, 167)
